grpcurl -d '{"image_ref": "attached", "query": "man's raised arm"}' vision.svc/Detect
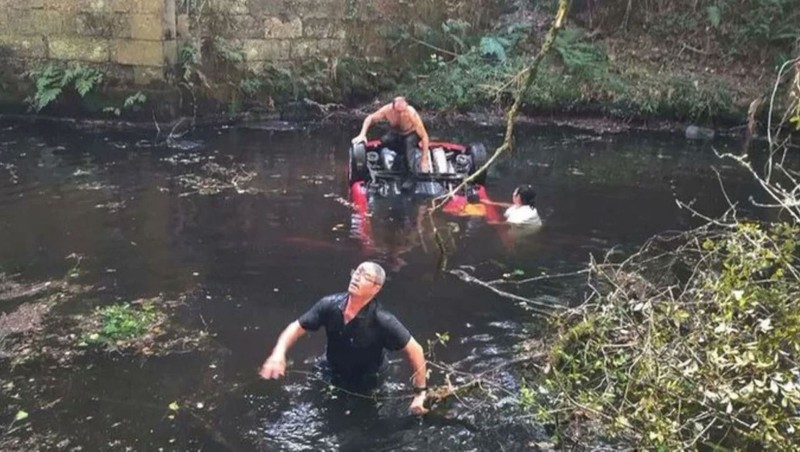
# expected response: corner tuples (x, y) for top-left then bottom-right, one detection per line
(259, 321), (307, 379)
(352, 105), (389, 144)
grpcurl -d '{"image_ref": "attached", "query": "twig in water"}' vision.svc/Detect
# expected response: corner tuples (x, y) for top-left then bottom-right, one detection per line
(152, 111), (162, 144)
(487, 268), (591, 286)
(449, 269), (565, 314)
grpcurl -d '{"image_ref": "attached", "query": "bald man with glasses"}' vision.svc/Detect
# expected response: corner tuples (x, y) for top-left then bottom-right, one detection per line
(260, 261), (429, 415)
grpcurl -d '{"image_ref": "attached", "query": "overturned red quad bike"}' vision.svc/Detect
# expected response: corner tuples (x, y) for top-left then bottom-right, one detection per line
(347, 140), (490, 199)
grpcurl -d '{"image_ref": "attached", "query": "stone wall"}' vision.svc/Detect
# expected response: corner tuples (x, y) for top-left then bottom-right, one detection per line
(0, 0), (414, 88)
(0, 0), (177, 86)
(177, 0), (407, 73)
(0, 0), (501, 114)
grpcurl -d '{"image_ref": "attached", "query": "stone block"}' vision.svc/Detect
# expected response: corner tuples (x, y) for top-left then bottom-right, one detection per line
(85, 0), (111, 10)
(115, 39), (164, 66)
(133, 65), (164, 84)
(0, 36), (47, 58)
(130, 13), (164, 40)
(102, 63), (135, 83)
(245, 60), (265, 73)
(49, 37), (110, 62)
(228, 14), (262, 39)
(245, 0), (283, 17)
(228, 0), (248, 15)
(295, 0), (347, 20)
(43, 0), (83, 11)
(303, 19), (345, 39)
(129, 0), (163, 14)
(163, 0), (177, 40)
(0, 7), (14, 33)
(163, 39), (178, 65)
(290, 39), (319, 59)
(264, 17), (302, 39)
(75, 11), (130, 38)
(110, 0), (131, 13)
(292, 38), (344, 59)
(176, 13), (190, 40)
(243, 39), (291, 62)
(12, 9), (66, 36)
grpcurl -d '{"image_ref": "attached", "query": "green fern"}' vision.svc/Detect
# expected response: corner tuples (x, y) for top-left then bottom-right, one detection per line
(26, 64), (104, 111)
(553, 27), (606, 73)
(123, 91), (147, 108)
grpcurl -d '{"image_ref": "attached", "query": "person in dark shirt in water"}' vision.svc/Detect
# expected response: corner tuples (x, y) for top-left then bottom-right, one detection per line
(259, 261), (429, 415)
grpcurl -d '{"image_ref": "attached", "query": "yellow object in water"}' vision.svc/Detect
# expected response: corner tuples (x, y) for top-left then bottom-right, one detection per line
(460, 203), (487, 216)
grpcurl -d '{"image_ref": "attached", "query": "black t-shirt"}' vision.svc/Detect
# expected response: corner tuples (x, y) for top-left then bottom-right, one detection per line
(297, 292), (411, 378)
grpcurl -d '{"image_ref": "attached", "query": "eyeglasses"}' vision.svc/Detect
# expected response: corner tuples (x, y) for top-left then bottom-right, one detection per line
(350, 267), (381, 286)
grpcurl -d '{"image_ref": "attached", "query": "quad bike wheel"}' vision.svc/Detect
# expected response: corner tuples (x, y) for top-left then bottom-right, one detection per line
(348, 142), (368, 184)
(467, 143), (488, 185)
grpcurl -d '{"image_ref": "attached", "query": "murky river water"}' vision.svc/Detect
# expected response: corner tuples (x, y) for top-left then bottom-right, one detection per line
(0, 120), (756, 450)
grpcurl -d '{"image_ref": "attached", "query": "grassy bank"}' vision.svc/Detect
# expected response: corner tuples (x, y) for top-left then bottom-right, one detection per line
(394, 1), (797, 126)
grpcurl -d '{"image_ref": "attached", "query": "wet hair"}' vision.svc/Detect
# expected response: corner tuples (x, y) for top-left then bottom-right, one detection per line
(514, 185), (537, 207)
(359, 261), (386, 286)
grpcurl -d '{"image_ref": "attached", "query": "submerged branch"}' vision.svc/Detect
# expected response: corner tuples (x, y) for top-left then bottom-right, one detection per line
(449, 269), (565, 313)
(426, 354), (546, 406)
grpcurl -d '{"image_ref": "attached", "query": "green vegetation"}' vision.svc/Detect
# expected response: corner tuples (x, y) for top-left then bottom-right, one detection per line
(644, 0), (799, 58)
(103, 92), (147, 117)
(506, 50), (800, 445)
(534, 222), (800, 449)
(396, 19), (744, 121)
(7, 0), (795, 123)
(86, 303), (160, 344)
(23, 64), (150, 117)
(392, 1), (800, 123)
(25, 64), (104, 112)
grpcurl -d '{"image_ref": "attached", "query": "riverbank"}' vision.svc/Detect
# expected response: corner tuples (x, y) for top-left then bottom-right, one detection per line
(0, 104), (745, 143)
(1, 2), (795, 133)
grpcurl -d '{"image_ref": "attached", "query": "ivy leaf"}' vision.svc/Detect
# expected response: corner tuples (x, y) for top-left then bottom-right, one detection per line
(706, 5), (721, 29)
(479, 37), (507, 62)
(15, 410), (29, 421)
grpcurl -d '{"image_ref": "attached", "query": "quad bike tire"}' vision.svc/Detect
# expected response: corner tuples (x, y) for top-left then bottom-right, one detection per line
(348, 142), (368, 184)
(467, 143), (488, 185)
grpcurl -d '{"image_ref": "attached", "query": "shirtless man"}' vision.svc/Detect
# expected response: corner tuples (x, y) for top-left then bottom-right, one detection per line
(351, 96), (431, 173)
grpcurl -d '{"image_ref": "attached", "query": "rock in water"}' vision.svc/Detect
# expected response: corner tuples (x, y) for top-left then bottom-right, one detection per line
(685, 125), (715, 140)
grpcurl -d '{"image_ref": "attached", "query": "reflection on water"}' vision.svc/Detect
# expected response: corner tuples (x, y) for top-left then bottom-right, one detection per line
(0, 121), (755, 450)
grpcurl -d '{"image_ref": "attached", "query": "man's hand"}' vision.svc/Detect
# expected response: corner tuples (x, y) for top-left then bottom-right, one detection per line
(351, 135), (366, 145)
(259, 354), (286, 379)
(420, 157), (432, 173)
(410, 393), (429, 415)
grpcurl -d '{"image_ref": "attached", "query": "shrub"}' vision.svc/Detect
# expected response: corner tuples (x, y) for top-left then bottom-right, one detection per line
(541, 222), (800, 449)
